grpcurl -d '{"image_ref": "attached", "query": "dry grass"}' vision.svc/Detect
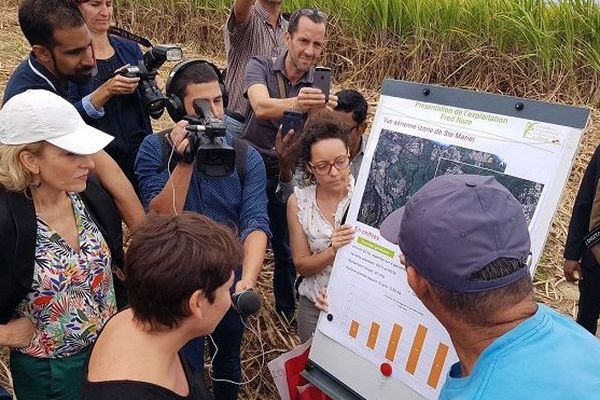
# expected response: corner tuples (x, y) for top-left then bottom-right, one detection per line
(1, 2), (600, 399)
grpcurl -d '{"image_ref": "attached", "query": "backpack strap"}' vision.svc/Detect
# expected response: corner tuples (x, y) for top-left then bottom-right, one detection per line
(233, 137), (248, 183)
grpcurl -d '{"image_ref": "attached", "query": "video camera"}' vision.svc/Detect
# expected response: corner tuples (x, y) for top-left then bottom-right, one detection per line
(183, 99), (235, 177)
(109, 27), (182, 119)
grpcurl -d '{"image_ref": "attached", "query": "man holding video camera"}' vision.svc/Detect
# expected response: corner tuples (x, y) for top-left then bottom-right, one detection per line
(4, 0), (143, 230)
(135, 59), (270, 400)
(243, 7), (336, 321)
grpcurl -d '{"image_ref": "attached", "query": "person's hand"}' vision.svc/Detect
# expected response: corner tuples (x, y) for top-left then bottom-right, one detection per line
(1, 318), (34, 348)
(103, 73), (140, 96)
(295, 87), (328, 113)
(564, 259), (582, 282)
(331, 224), (355, 252)
(275, 125), (301, 176)
(315, 287), (329, 313)
(235, 278), (255, 294)
(325, 94), (338, 111)
(169, 120), (190, 155)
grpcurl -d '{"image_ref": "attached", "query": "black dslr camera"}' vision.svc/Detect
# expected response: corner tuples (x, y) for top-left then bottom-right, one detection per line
(183, 99), (235, 177)
(117, 45), (183, 119)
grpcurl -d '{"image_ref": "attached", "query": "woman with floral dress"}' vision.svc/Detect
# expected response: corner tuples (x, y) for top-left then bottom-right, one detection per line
(0, 89), (124, 399)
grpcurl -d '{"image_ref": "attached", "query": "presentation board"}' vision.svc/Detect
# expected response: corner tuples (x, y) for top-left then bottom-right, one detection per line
(303, 80), (590, 400)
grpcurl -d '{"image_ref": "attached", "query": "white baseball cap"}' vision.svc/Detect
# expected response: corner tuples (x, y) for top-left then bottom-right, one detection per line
(0, 89), (113, 155)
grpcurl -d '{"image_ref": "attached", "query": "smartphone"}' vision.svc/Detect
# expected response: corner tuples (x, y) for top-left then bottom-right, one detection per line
(313, 67), (331, 101)
(281, 110), (305, 137)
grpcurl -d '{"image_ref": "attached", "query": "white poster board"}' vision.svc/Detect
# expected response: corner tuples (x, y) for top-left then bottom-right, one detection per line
(305, 80), (590, 400)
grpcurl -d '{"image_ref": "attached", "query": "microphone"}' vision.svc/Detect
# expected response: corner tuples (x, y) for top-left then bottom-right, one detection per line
(231, 289), (262, 317)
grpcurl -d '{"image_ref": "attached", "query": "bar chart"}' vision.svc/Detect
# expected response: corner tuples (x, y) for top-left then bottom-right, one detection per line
(339, 285), (454, 391)
(385, 323), (403, 362)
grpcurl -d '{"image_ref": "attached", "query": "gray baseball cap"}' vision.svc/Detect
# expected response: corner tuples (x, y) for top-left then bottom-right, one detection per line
(380, 174), (531, 293)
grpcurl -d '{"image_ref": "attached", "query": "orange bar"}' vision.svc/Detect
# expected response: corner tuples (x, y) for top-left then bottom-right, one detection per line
(405, 324), (428, 374)
(427, 342), (450, 389)
(349, 320), (360, 338)
(366, 322), (380, 349)
(385, 324), (403, 362)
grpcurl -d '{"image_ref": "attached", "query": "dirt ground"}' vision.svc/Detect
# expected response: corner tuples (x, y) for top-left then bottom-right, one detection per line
(0, 3), (598, 398)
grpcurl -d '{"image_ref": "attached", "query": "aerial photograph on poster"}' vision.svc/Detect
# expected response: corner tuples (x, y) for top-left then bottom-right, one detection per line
(357, 129), (544, 229)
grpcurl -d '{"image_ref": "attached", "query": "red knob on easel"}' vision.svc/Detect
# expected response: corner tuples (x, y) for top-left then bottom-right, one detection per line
(380, 362), (393, 377)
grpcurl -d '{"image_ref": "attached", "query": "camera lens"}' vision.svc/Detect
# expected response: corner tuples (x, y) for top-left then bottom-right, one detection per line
(139, 80), (166, 119)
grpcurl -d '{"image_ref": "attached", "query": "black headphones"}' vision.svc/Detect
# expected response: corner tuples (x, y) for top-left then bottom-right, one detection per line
(165, 59), (228, 122)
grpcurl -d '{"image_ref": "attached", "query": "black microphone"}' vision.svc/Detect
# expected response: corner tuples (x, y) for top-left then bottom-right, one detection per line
(231, 289), (262, 317)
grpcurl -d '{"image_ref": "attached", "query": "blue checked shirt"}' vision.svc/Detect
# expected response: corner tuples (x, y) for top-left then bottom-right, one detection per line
(135, 133), (271, 241)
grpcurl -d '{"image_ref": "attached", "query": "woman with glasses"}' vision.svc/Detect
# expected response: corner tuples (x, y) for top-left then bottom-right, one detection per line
(287, 121), (355, 342)
(68, 0), (152, 192)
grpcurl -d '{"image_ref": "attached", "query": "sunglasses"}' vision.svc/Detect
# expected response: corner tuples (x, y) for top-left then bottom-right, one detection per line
(291, 8), (328, 25)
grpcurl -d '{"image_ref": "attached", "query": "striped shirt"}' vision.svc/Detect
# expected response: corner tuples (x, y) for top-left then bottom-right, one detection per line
(224, 2), (288, 117)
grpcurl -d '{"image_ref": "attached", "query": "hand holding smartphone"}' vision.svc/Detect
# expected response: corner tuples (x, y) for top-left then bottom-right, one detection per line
(313, 67), (331, 101)
(281, 110), (305, 137)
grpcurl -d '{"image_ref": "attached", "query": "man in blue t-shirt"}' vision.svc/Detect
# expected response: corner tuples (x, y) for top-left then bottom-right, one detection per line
(380, 174), (600, 399)
(135, 59), (270, 400)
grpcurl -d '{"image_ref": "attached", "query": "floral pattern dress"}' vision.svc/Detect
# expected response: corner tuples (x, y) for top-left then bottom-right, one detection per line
(15, 193), (116, 358)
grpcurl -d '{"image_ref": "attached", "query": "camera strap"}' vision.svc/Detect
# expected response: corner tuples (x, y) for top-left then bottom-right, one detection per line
(275, 72), (287, 99)
(108, 26), (152, 48)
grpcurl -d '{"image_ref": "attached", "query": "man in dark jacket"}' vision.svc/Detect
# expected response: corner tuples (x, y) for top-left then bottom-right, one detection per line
(564, 144), (600, 334)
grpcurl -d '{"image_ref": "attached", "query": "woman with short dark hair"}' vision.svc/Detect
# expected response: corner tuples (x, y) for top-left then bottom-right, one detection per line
(82, 212), (243, 399)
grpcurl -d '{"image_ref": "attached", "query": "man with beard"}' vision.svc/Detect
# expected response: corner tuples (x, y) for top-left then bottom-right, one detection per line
(3, 0), (144, 231)
(243, 7), (334, 322)
(223, 0), (287, 136)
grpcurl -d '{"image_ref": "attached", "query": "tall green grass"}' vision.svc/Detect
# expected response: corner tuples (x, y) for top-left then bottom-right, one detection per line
(113, 0), (600, 103)
(280, 0), (600, 74)
(119, 0), (600, 75)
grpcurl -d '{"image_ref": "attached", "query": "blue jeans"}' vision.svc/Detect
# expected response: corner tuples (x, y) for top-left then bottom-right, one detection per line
(181, 269), (244, 400)
(267, 176), (297, 316)
(224, 113), (246, 138)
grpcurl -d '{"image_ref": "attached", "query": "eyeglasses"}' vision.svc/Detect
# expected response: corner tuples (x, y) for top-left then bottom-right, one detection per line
(310, 155), (350, 176)
(348, 123), (360, 132)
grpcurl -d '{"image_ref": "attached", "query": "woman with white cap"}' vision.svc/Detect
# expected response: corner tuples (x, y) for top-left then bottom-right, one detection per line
(0, 89), (123, 400)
